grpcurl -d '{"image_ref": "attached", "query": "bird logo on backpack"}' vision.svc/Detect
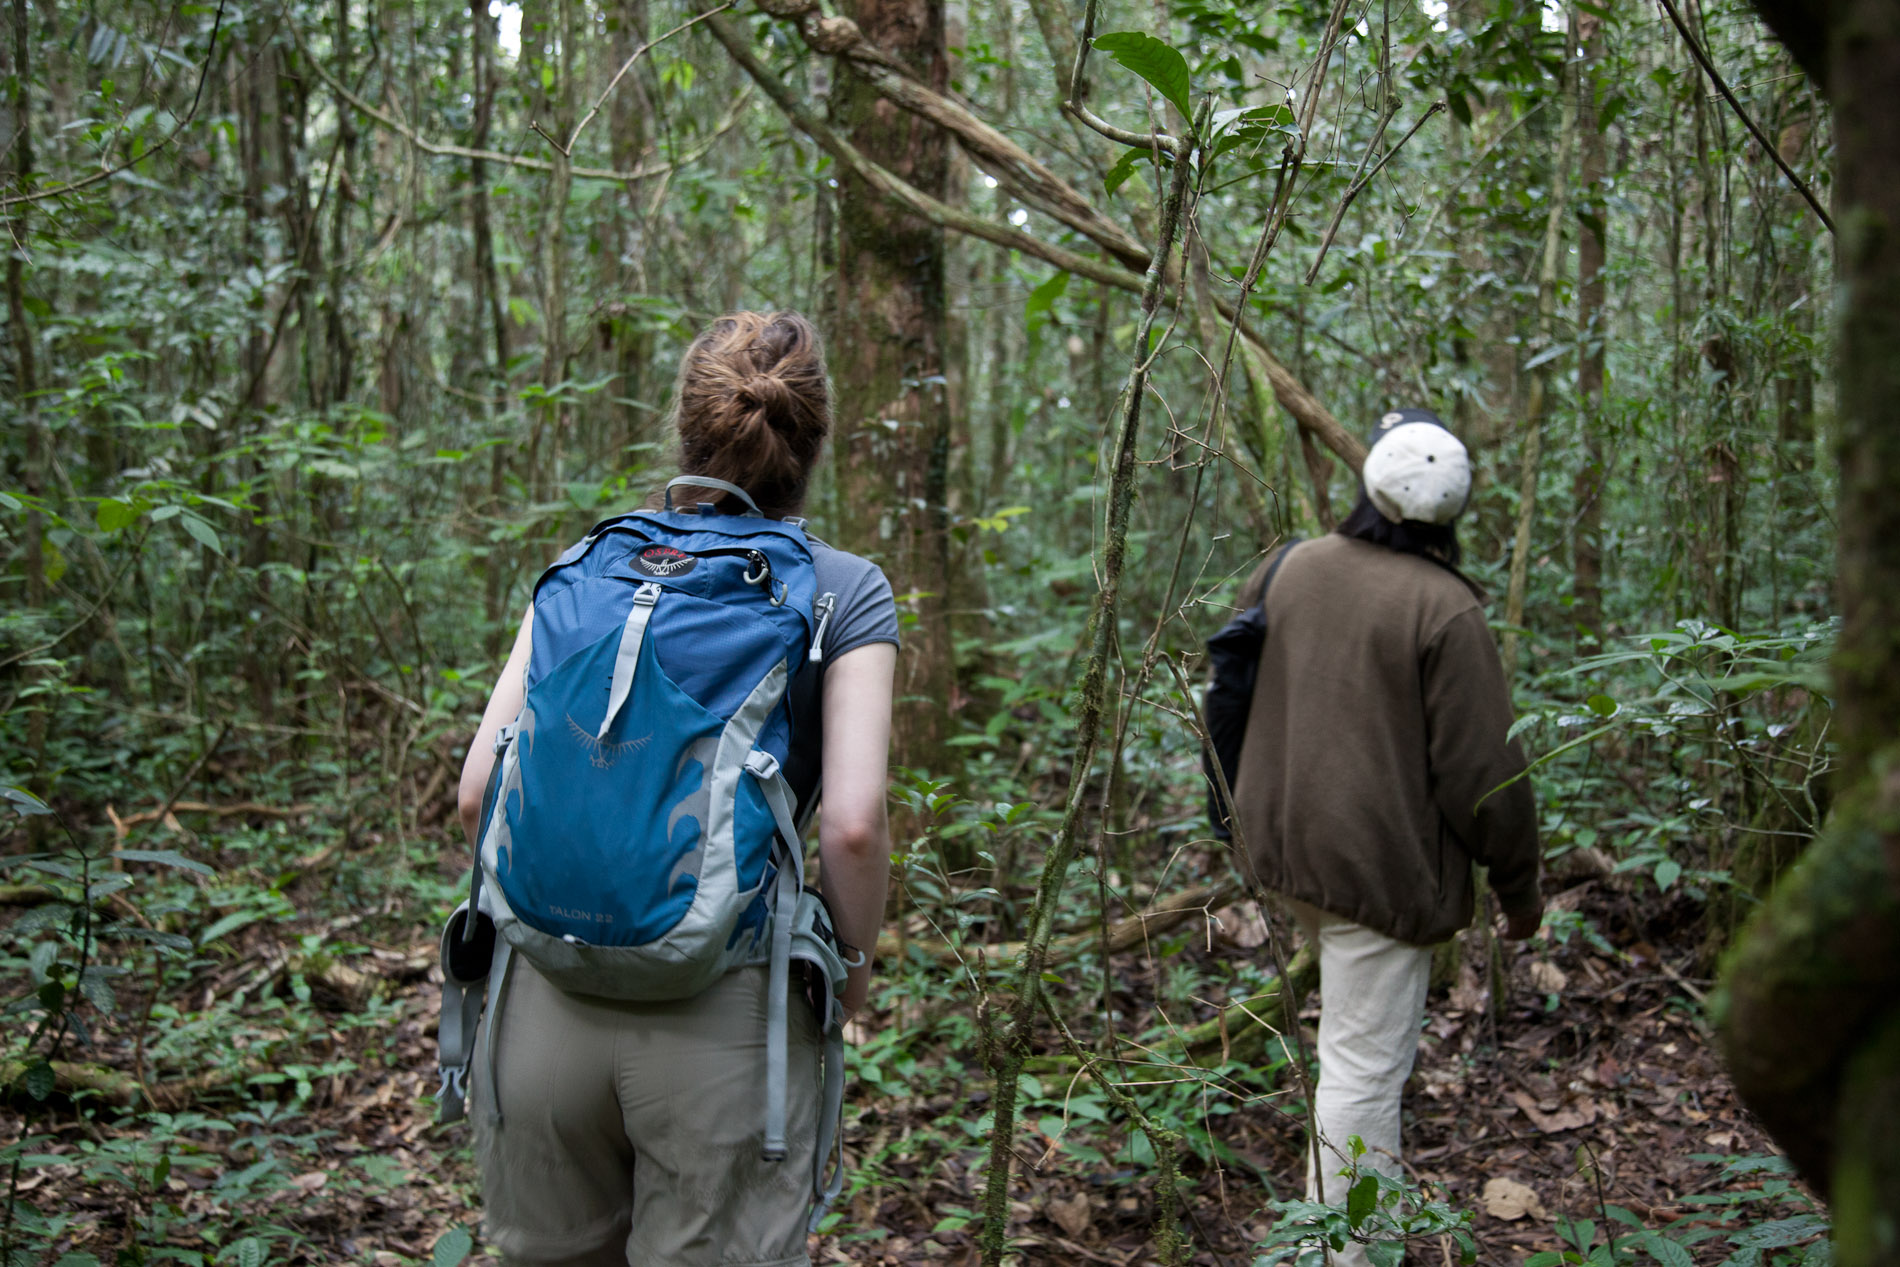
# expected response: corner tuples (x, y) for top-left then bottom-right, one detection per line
(435, 477), (858, 1227)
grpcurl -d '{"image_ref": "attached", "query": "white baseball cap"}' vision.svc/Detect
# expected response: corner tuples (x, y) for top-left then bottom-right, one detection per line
(1362, 409), (1471, 525)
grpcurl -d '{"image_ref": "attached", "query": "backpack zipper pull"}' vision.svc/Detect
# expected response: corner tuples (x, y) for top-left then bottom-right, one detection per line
(809, 592), (838, 663)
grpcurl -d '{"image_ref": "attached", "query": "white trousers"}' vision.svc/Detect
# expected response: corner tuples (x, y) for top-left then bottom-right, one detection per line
(1287, 899), (1434, 1267)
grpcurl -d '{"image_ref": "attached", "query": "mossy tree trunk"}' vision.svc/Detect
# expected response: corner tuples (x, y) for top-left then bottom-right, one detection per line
(827, 0), (955, 773)
(1721, 4), (1900, 1260)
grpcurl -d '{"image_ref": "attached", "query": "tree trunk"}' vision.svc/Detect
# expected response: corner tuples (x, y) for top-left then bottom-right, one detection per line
(5, 0), (47, 817)
(1501, 14), (1580, 679)
(1721, 7), (1900, 1261)
(827, 0), (954, 772)
(1572, 6), (1608, 649)
(468, 0), (514, 650)
(526, 0), (576, 509)
(608, 0), (656, 464)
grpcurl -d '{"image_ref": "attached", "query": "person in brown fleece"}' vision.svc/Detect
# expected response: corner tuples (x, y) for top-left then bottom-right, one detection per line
(1228, 408), (1544, 1266)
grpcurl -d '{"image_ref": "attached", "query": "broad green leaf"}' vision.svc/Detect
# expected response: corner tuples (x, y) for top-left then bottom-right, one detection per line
(1506, 713), (1542, 742)
(24, 1058), (56, 1101)
(1025, 269), (1070, 320)
(180, 513), (222, 554)
(1635, 1231), (1694, 1267)
(1654, 858), (1682, 891)
(233, 1237), (268, 1267)
(114, 848), (216, 876)
(3, 785), (52, 816)
(96, 497), (141, 532)
(1104, 145), (1151, 195)
(1347, 1173), (1378, 1227)
(1585, 693), (1619, 718)
(200, 910), (263, 947)
(1092, 31), (1192, 120)
(1368, 1241), (1406, 1267)
(432, 1226), (474, 1267)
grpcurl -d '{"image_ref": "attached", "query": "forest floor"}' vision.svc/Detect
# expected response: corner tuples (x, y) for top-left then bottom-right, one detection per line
(3, 858), (1824, 1267)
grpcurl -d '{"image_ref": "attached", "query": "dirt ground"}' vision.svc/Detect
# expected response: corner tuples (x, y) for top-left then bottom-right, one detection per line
(4, 872), (1818, 1266)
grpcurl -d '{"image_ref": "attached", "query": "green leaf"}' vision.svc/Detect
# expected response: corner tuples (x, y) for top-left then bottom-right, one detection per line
(1635, 1231), (1694, 1267)
(180, 513), (222, 554)
(0, 490), (20, 510)
(114, 848), (216, 876)
(200, 910), (263, 947)
(1103, 145), (1151, 195)
(96, 497), (142, 533)
(1347, 1174), (1378, 1228)
(1654, 858), (1682, 891)
(1092, 31), (1192, 120)
(1025, 269), (1070, 321)
(3, 785), (52, 816)
(24, 1058), (56, 1101)
(1585, 693), (1619, 718)
(431, 1226), (474, 1267)
(1368, 1241), (1406, 1267)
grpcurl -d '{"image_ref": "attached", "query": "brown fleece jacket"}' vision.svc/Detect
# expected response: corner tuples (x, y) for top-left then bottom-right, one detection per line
(1231, 534), (1540, 946)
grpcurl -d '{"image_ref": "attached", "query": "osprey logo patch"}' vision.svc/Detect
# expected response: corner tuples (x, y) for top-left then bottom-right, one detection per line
(633, 544), (697, 577)
(567, 714), (653, 769)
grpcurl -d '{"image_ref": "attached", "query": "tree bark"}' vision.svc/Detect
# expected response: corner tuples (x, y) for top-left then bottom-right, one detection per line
(1721, 6), (1900, 1259)
(1572, 7), (1608, 650)
(1501, 17), (1580, 679)
(825, 0), (955, 771)
(5, 0), (47, 817)
(714, 6), (1367, 476)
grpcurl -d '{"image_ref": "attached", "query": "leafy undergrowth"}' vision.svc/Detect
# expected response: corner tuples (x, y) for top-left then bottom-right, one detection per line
(2, 818), (1828, 1267)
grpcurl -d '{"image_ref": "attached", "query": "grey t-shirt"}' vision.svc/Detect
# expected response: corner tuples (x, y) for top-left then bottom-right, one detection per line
(785, 538), (900, 818)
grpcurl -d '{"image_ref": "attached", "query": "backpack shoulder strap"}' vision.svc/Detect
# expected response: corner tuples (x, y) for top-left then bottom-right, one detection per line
(1256, 534), (1305, 610)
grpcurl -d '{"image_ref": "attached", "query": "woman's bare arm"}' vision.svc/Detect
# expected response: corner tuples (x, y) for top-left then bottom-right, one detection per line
(457, 607), (534, 846)
(816, 641), (896, 1018)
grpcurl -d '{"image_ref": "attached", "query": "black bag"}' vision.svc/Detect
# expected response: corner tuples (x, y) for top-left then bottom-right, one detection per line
(1204, 539), (1301, 838)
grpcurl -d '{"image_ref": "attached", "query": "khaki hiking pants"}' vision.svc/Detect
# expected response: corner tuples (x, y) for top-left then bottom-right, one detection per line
(472, 961), (821, 1267)
(1288, 899), (1435, 1267)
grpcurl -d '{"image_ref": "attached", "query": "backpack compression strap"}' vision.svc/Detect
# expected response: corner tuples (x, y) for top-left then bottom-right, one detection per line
(748, 748), (860, 1224)
(747, 749), (805, 1162)
(599, 582), (661, 740)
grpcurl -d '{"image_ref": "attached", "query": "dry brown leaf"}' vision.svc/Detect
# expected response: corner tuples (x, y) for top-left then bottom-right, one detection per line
(1528, 960), (1568, 994)
(1215, 902), (1268, 949)
(290, 1170), (329, 1193)
(1048, 1191), (1092, 1239)
(1480, 1177), (1548, 1222)
(1509, 1089), (1600, 1133)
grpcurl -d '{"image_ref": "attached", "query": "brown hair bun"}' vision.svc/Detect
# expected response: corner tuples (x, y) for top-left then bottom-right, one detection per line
(671, 311), (830, 519)
(738, 373), (798, 422)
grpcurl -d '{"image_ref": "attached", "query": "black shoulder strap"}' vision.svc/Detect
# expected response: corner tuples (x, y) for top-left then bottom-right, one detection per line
(1257, 535), (1304, 608)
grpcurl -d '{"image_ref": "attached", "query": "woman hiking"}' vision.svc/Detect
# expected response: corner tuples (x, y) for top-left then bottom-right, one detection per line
(453, 310), (897, 1267)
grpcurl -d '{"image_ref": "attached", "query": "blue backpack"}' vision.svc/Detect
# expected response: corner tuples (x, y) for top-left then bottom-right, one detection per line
(436, 478), (856, 1224)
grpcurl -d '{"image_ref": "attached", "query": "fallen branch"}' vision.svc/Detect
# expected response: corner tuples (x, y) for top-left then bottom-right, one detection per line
(0, 1058), (232, 1109)
(108, 800), (316, 838)
(877, 878), (1240, 965)
(1021, 944), (1317, 1076)
(1174, 944), (1318, 1068)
